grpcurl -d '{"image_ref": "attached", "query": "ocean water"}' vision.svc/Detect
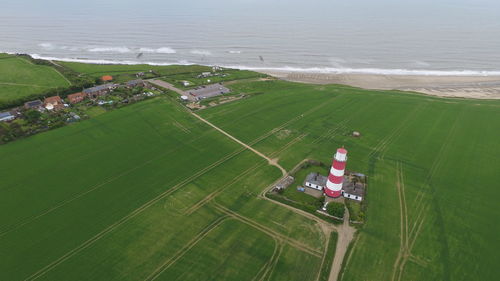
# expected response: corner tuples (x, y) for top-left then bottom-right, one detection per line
(1, 0), (500, 75)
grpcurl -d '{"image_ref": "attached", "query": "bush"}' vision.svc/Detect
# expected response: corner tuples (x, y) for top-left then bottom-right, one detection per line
(326, 202), (345, 218)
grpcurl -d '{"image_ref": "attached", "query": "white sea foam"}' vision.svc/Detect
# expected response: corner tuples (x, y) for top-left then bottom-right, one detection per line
(87, 47), (132, 53)
(139, 47), (176, 54)
(228, 50), (242, 54)
(190, 50), (211, 56)
(20, 53), (500, 76)
(38, 43), (55, 50)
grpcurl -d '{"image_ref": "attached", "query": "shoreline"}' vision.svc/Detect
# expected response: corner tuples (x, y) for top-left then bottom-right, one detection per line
(261, 70), (500, 100)
(4, 52), (500, 100)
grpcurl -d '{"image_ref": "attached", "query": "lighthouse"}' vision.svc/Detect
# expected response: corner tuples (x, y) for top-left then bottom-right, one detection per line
(324, 148), (348, 198)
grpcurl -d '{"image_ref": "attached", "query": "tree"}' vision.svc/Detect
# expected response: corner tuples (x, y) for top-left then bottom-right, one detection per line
(326, 202), (345, 218)
(24, 110), (42, 123)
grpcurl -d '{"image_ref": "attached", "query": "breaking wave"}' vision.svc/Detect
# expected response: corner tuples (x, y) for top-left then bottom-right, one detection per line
(87, 47), (132, 53)
(138, 47), (176, 54)
(190, 49), (212, 56)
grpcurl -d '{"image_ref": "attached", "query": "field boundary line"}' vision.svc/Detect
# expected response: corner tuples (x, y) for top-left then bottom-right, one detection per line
(24, 146), (249, 281)
(191, 112), (287, 176)
(144, 215), (230, 281)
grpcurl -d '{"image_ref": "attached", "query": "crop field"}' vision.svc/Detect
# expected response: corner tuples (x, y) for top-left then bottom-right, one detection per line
(0, 96), (327, 281)
(199, 80), (500, 281)
(0, 54), (70, 103)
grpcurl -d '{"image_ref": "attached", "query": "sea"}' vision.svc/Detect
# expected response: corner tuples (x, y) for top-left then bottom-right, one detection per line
(1, 0), (500, 76)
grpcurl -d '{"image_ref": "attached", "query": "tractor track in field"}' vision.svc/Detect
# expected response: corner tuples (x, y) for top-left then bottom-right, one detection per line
(251, 238), (282, 281)
(213, 203), (323, 258)
(391, 161), (409, 281)
(369, 104), (424, 160)
(258, 241), (284, 281)
(144, 215), (230, 281)
(391, 111), (459, 281)
(23, 146), (250, 281)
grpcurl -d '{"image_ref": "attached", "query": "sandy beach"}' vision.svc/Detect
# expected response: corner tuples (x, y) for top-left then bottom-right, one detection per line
(261, 71), (500, 99)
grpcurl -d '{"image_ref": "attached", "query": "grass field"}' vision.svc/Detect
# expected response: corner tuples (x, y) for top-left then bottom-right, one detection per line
(199, 80), (500, 281)
(0, 54), (71, 103)
(1, 62), (500, 281)
(58, 61), (212, 83)
(0, 96), (326, 281)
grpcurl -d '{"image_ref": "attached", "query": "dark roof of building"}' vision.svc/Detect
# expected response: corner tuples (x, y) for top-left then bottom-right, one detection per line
(305, 172), (328, 187)
(188, 83), (230, 99)
(83, 83), (116, 94)
(342, 182), (365, 197)
(25, 100), (43, 108)
(126, 79), (144, 86)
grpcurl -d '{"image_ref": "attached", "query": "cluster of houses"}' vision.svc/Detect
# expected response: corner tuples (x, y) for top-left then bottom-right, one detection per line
(0, 78), (151, 123)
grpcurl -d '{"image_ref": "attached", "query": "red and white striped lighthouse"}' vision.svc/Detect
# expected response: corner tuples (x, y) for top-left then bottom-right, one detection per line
(324, 147), (348, 198)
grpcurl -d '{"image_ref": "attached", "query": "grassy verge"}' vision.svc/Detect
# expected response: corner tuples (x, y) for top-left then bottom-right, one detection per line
(319, 232), (339, 281)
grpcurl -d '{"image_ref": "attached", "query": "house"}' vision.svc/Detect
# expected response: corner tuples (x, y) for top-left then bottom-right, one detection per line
(136, 72), (145, 77)
(181, 81), (190, 87)
(342, 182), (365, 201)
(67, 92), (87, 104)
(0, 111), (15, 122)
(304, 172), (327, 191)
(44, 96), (64, 111)
(24, 100), (44, 111)
(125, 79), (146, 88)
(83, 83), (117, 99)
(101, 75), (113, 82)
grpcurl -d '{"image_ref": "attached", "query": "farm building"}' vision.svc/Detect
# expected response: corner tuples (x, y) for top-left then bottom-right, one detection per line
(0, 111), (15, 122)
(83, 83), (117, 99)
(304, 172), (327, 191)
(44, 96), (64, 111)
(67, 92), (87, 104)
(181, 81), (190, 87)
(24, 100), (44, 111)
(187, 83), (231, 100)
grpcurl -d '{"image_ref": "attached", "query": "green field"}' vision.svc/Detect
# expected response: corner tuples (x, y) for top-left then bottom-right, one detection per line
(0, 96), (326, 281)
(1, 61), (500, 281)
(0, 54), (71, 103)
(198, 80), (500, 281)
